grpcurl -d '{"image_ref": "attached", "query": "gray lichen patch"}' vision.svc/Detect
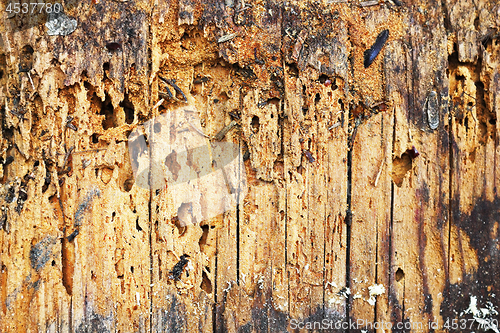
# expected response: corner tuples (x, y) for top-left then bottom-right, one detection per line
(45, 12), (77, 36)
(74, 187), (101, 226)
(425, 90), (439, 130)
(29, 235), (57, 271)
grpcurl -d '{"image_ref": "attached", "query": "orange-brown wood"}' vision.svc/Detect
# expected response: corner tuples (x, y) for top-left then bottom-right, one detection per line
(1, 0), (499, 332)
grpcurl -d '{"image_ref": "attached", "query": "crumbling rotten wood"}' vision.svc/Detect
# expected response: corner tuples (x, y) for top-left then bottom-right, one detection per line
(1, 0), (500, 332)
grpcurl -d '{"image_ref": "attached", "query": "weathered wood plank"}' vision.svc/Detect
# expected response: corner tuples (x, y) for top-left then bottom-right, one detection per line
(323, 96), (349, 329)
(1, 0), (152, 327)
(444, 0), (500, 328)
(348, 6), (399, 330)
(1, 0), (500, 332)
(389, 2), (451, 330)
(350, 111), (393, 330)
(283, 73), (312, 323)
(383, 39), (409, 329)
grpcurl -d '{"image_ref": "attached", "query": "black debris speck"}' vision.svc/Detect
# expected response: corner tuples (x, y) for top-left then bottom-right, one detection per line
(2, 156), (14, 166)
(106, 42), (122, 51)
(5, 186), (16, 203)
(15, 186), (28, 213)
(0, 213), (6, 230)
(364, 29), (389, 68)
(169, 254), (189, 281)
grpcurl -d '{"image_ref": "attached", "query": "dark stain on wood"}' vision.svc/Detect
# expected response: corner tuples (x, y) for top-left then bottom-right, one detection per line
(441, 196), (500, 323)
(105, 42), (122, 51)
(161, 295), (187, 333)
(75, 310), (111, 333)
(74, 188), (101, 225)
(364, 29), (389, 68)
(67, 229), (80, 242)
(29, 236), (56, 271)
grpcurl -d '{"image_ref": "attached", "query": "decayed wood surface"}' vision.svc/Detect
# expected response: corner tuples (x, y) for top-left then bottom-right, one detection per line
(1, 0), (500, 332)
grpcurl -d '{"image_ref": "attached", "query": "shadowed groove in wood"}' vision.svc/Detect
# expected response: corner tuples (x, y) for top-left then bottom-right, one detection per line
(345, 119), (353, 322)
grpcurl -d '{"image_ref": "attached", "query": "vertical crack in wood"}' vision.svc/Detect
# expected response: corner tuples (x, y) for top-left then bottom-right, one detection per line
(213, 197), (222, 333)
(69, 296), (73, 332)
(447, 86), (453, 308)
(147, 44), (154, 330)
(282, 98), (290, 317)
(236, 200), (240, 281)
(148, 119), (154, 333)
(306, 125), (311, 320)
(346, 117), (353, 326)
(389, 179), (396, 318)
(373, 115), (383, 325)
(317, 100), (327, 320)
(236, 90), (243, 289)
(322, 179), (327, 317)
(388, 56), (398, 322)
(58, 192), (74, 296)
(213, 241), (218, 333)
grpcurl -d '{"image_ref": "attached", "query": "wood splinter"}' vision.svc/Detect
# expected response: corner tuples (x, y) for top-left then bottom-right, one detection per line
(187, 120), (210, 138)
(213, 120), (238, 141)
(61, 145), (75, 171)
(159, 76), (188, 103)
(374, 161), (384, 187)
(387, 0), (402, 6)
(359, 0), (379, 7)
(217, 33), (238, 43)
(328, 122), (341, 130)
(66, 116), (77, 131)
(302, 149), (315, 163)
(26, 72), (35, 91)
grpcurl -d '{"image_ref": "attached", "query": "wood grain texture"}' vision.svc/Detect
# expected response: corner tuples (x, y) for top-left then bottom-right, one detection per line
(1, 0), (499, 332)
